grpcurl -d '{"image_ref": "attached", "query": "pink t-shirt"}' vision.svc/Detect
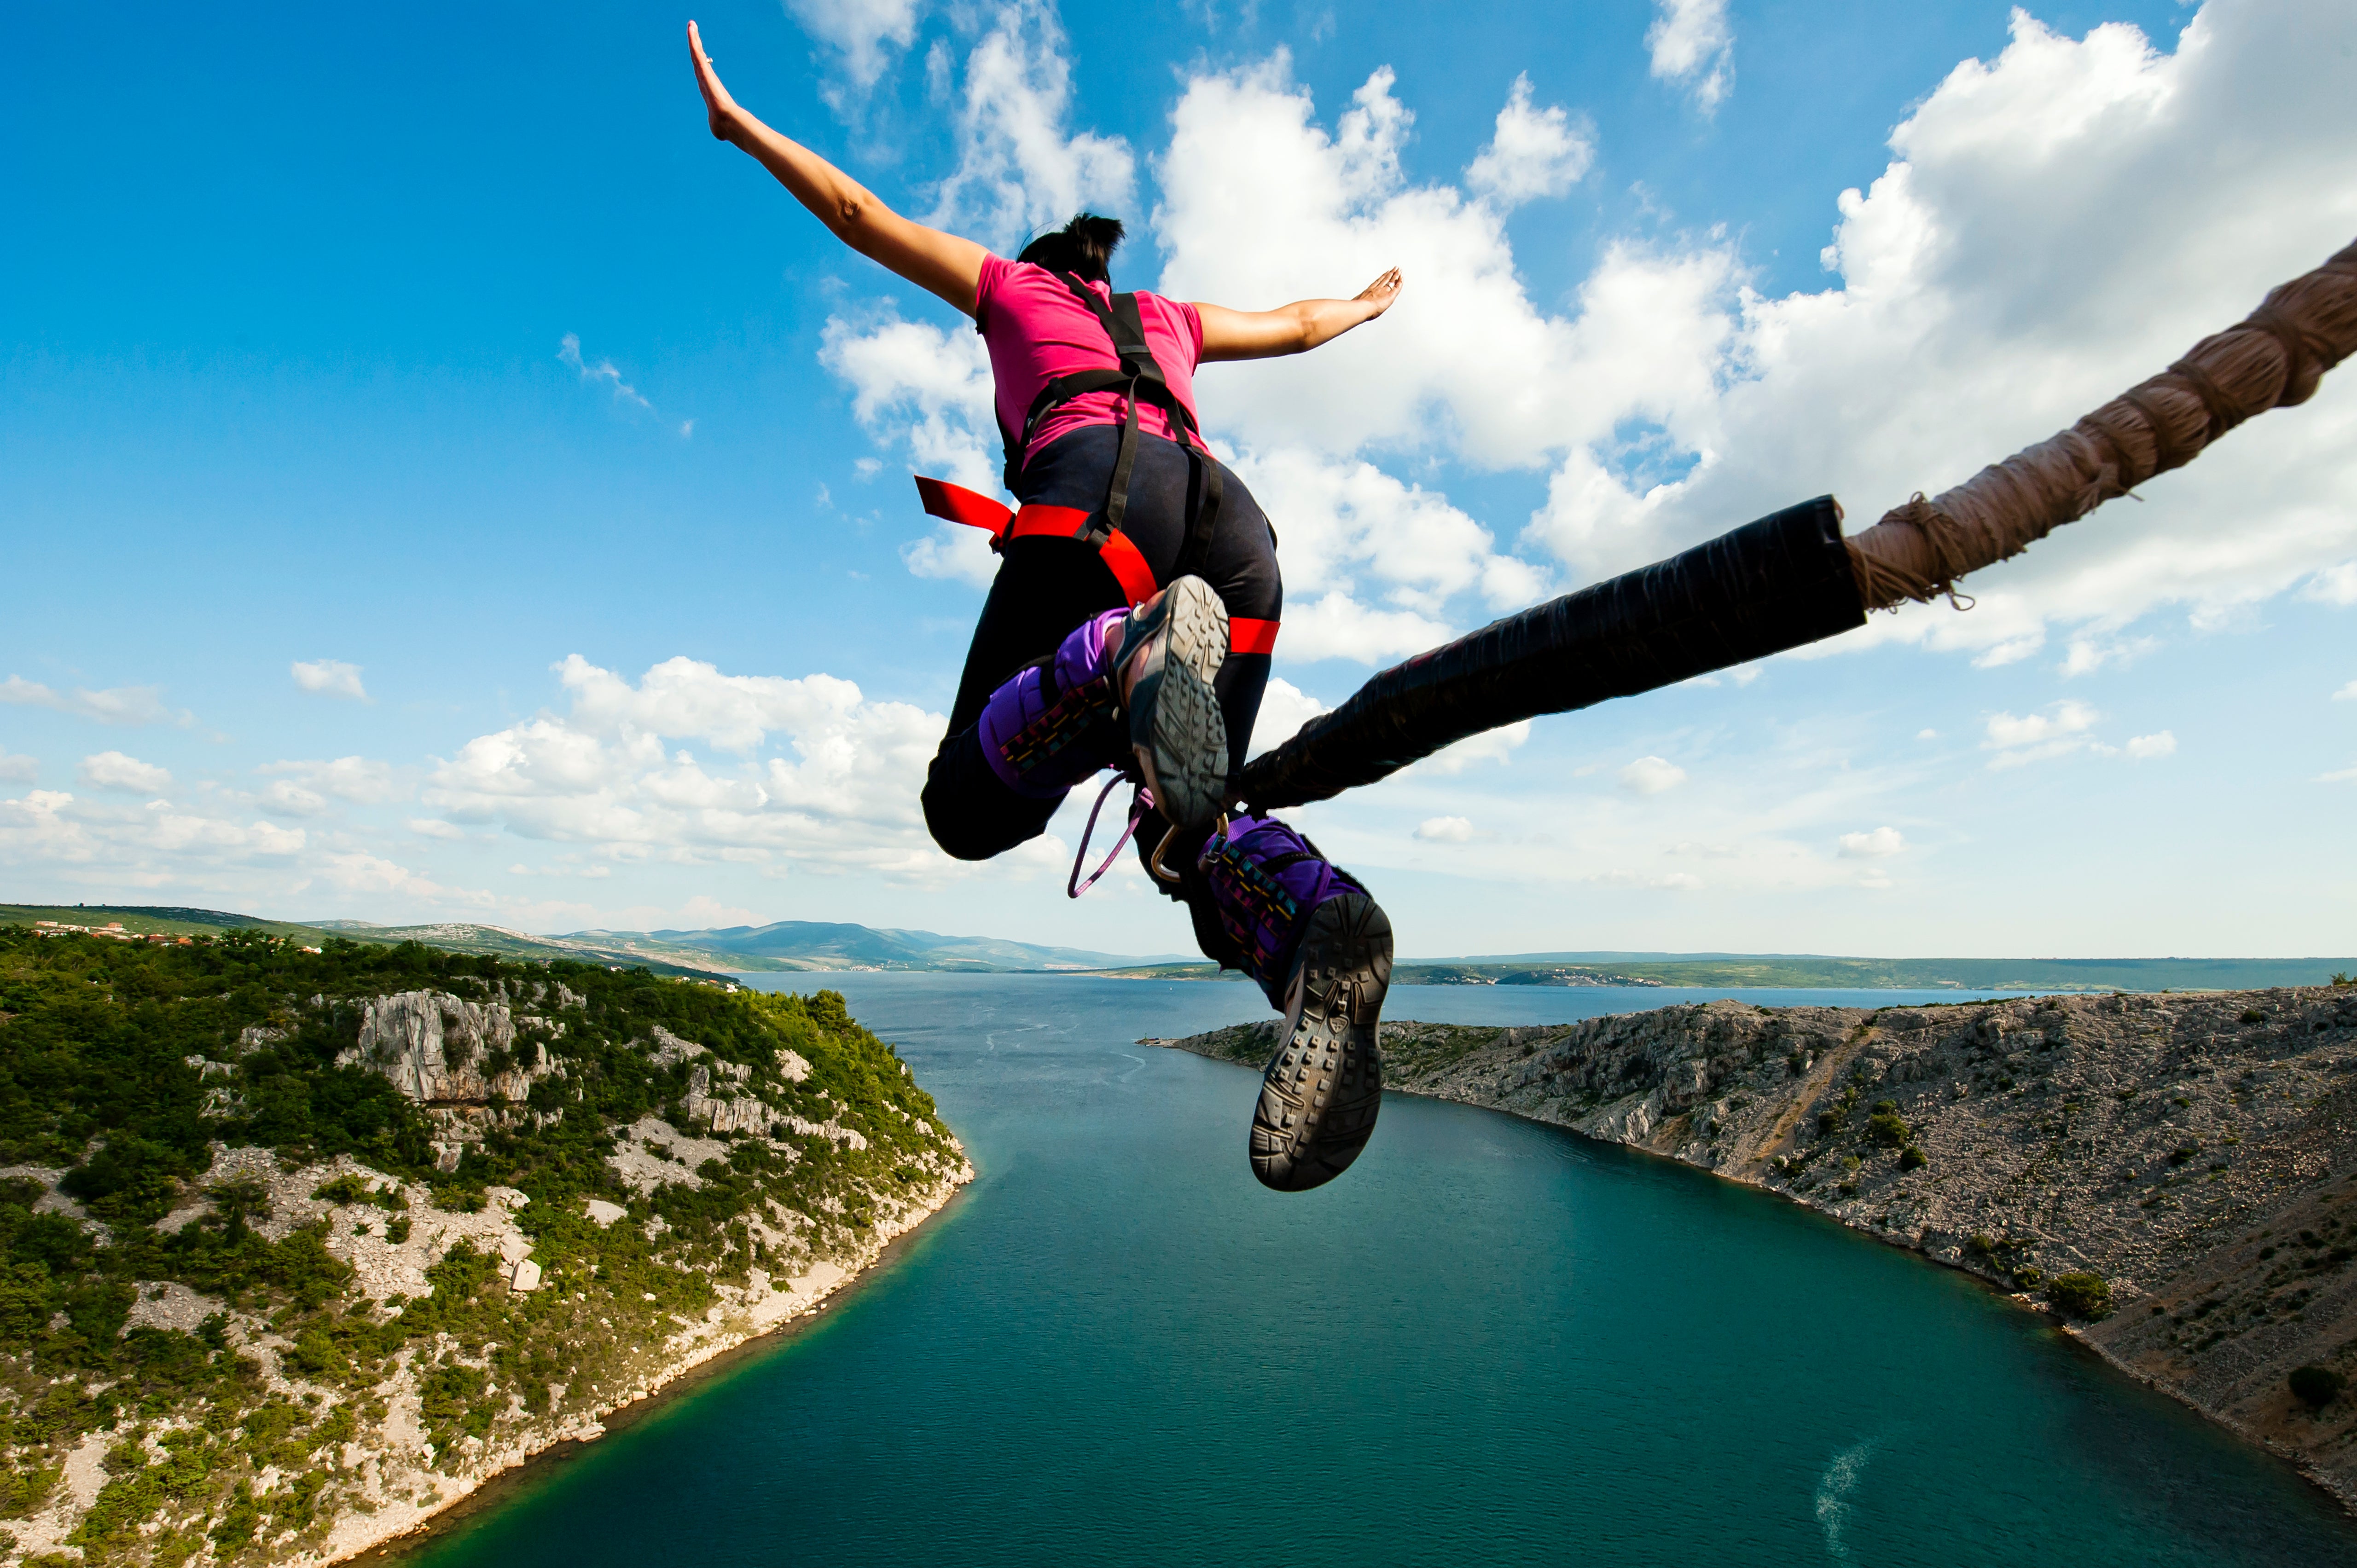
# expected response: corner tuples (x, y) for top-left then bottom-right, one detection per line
(975, 255), (1204, 474)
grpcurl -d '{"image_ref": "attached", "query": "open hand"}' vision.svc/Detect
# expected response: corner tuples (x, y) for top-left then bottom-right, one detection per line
(688, 21), (740, 141)
(1355, 268), (1405, 318)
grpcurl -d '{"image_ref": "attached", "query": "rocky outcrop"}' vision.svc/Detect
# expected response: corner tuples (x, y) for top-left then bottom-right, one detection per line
(1149, 985), (2357, 1507)
(340, 990), (558, 1105)
(332, 990), (570, 1169)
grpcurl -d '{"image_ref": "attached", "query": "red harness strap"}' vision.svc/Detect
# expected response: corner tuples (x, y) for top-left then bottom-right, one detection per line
(915, 477), (1159, 607)
(913, 477), (1278, 653)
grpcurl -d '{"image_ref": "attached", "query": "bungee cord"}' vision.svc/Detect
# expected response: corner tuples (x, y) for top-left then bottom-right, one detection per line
(1236, 237), (2357, 813)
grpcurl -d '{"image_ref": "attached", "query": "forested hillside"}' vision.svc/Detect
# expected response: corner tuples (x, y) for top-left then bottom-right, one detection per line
(0, 929), (968, 1565)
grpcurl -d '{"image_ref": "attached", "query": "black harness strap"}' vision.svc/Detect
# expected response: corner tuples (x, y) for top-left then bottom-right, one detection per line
(995, 271), (1224, 581)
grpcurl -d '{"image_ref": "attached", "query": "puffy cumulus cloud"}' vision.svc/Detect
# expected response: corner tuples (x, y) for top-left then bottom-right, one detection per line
(1159, 59), (1736, 474)
(928, 0), (1133, 249)
(1244, 677), (1328, 760)
(1415, 815), (1474, 843)
(2125, 730), (2177, 759)
(2334, 679), (2357, 702)
(77, 751), (172, 794)
(786, 0), (925, 89)
(0, 750), (37, 785)
(291, 659), (369, 702)
(1837, 826), (1906, 858)
(0, 788), (308, 893)
(817, 310), (1004, 584)
(1166, 3), (2357, 672)
(0, 675), (189, 727)
(1466, 75), (1594, 207)
(1983, 699), (2101, 767)
(423, 655), (957, 880)
(1590, 0), (2357, 663)
(1619, 755), (1687, 794)
(1230, 448), (1550, 661)
(1647, 0), (1734, 112)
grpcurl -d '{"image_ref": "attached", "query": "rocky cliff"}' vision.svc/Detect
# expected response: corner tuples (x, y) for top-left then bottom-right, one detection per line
(0, 933), (971, 1568)
(1149, 985), (2357, 1505)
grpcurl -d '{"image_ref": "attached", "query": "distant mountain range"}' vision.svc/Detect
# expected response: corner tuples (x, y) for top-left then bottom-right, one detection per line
(4, 905), (1182, 978)
(6, 905), (2349, 991)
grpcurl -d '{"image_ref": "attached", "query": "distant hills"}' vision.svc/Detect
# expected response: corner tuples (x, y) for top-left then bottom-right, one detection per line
(3, 905), (2347, 991)
(0, 905), (1182, 978)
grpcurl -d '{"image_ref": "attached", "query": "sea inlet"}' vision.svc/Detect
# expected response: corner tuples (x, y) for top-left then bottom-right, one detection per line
(399, 976), (2357, 1566)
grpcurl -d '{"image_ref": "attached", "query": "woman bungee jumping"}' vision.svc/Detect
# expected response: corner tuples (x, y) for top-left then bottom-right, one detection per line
(691, 21), (1398, 1191)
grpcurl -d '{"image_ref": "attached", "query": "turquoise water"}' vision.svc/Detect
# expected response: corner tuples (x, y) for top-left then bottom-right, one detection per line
(401, 977), (2357, 1566)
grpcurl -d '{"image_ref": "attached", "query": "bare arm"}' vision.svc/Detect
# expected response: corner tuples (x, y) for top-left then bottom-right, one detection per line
(1195, 270), (1404, 362)
(690, 22), (989, 316)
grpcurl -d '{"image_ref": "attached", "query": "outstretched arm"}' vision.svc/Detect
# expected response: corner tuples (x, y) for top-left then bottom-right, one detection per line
(1195, 270), (1404, 362)
(691, 22), (988, 316)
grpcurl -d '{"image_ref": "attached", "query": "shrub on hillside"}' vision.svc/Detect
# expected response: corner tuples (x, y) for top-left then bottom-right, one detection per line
(1900, 1145), (1928, 1171)
(2290, 1365), (2345, 1410)
(1866, 1112), (1910, 1148)
(2046, 1272), (2112, 1320)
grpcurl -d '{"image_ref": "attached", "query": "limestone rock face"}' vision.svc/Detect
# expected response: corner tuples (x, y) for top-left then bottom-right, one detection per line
(341, 991), (553, 1105)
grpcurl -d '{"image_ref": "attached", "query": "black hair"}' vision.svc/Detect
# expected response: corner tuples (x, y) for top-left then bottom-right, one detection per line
(1017, 213), (1125, 283)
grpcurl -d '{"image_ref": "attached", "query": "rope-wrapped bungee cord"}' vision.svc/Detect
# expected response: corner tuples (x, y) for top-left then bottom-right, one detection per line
(1234, 237), (2357, 814)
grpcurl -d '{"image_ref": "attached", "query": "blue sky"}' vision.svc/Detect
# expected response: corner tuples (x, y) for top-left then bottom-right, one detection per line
(4, 0), (2351, 960)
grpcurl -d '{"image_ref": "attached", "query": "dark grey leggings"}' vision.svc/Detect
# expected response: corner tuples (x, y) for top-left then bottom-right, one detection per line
(921, 425), (1282, 866)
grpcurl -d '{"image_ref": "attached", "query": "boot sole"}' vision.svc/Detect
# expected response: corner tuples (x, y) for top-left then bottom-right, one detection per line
(1129, 577), (1230, 828)
(1248, 891), (1393, 1192)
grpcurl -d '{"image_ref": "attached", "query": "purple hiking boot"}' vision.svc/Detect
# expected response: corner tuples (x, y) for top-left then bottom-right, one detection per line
(977, 578), (1231, 827)
(1198, 813), (1393, 1192)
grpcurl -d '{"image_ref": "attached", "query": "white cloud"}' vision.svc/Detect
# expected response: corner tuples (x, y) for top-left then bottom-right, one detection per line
(2059, 636), (2160, 677)
(1620, 755), (1687, 794)
(2332, 679), (2357, 702)
(1837, 826), (1906, 858)
(407, 818), (468, 840)
(1466, 74), (1594, 206)
(559, 333), (662, 418)
(77, 751), (173, 793)
(2321, 765), (2357, 784)
(0, 750), (35, 785)
(422, 655), (956, 879)
(1916, 729), (1939, 740)
(819, 309), (1004, 575)
(2305, 562), (2357, 605)
(1984, 699), (2102, 767)
(1244, 677), (1328, 759)
(826, 1), (2357, 740)
(928, 0), (1133, 249)
(290, 659), (369, 702)
(0, 675), (189, 727)
(1229, 447), (1549, 661)
(786, 0), (925, 89)
(0, 789), (310, 891)
(257, 756), (404, 805)
(2125, 730), (2177, 759)
(1647, 0), (1734, 112)
(1415, 815), (1475, 843)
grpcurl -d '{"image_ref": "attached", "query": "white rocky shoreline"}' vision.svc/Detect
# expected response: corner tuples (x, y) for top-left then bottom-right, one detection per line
(1148, 984), (2357, 1511)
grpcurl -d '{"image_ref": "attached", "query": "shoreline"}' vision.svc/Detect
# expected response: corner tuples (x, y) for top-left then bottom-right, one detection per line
(320, 1163), (973, 1566)
(1147, 986), (2357, 1515)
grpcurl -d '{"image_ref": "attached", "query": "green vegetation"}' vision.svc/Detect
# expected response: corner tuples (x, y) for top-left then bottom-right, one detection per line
(2045, 1273), (2113, 1320)
(0, 925), (961, 1564)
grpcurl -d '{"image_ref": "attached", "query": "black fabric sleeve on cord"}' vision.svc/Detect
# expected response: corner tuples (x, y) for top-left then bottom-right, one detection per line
(1236, 495), (1867, 811)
